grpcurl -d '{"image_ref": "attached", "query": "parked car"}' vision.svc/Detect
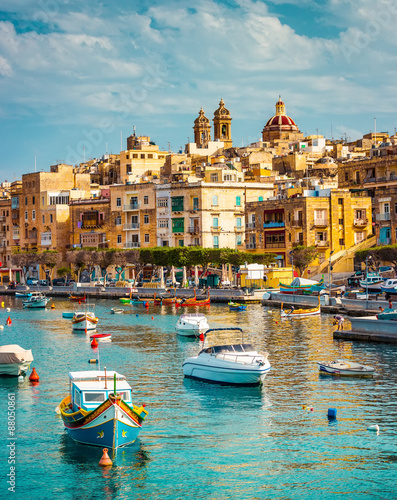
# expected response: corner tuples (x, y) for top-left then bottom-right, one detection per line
(166, 279), (180, 287)
(52, 278), (66, 286)
(26, 278), (39, 286)
(39, 279), (48, 286)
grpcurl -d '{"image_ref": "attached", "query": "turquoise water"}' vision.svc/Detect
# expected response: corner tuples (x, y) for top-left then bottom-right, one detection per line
(0, 297), (396, 500)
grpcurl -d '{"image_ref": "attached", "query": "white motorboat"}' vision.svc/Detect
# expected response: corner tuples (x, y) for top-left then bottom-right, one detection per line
(183, 328), (271, 385)
(175, 313), (209, 337)
(110, 308), (124, 314)
(72, 304), (98, 331)
(0, 345), (34, 376)
(317, 359), (375, 376)
(380, 278), (397, 296)
(359, 273), (384, 292)
(22, 291), (50, 308)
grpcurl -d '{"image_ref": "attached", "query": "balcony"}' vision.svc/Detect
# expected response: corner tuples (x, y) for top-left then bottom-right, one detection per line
(315, 240), (330, 247)
(81, 221), (104, 229)
(376, 213), (391, 221)
(313, 218), (328, 227)
(211, 226), (221, 232)
(0, 216), (6, 222)
(246, 222), (256, 230)
(123, 223), (140, 230)
(124, 203), (140, 211)
(263, 221), (285, 228)
(187, 226), (200, 234)
(265, 242), (286, 249)
(246, 243), (256, 249)
(124, 242), (140, 248)
(291, 219), (303, 227)
(353, 218), (368, 227)
(234, 226), (244, 232)
(377, 238), (391, 246)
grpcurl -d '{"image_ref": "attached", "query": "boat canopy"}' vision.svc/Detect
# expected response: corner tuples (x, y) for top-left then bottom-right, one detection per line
(200, 343), (255, 355)
(0, 345), (33, 364)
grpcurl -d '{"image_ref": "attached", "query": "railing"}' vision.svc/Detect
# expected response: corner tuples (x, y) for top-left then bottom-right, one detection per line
(123, 223), (140, 230)
(291, 219), (303, 227)
(124, 242), (140, 248)
(246, 223), (256, 229)
(265, 242), (285, 248)
(263, 221), (285, 228)
(376, 213), (391, 221)
(377, 238), (391, 246)
(313, 218), (328, 226)
(246, 243), (256, 249)
(353, 218), (368, 226)
(123, 203), (140, 210)
(187, 226), (200, 233)
(315, 240), (330, 247)
(211, 226), (221, 232)
(234, 226), (244, 231)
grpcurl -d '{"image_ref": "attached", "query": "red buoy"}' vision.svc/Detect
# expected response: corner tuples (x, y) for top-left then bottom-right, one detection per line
(91, 337), (98, 348)
(6, 316), (12, 325)
(99, 448), (112, 467)
(29, 367), (39, 382)
(199, 333), (205, 341)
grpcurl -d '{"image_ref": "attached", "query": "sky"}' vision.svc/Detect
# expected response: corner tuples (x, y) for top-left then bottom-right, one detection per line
(0, 0), (396, 182)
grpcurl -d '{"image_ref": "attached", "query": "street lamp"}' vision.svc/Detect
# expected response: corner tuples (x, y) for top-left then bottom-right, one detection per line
(328, 250), (334, 305)
(366, 255), (372, 310)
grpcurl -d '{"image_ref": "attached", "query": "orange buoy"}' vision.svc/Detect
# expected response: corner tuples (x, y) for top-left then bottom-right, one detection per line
(199, 333), (205, 341)
(78, 301), (81, 305)
(91, 337), (98, 348)
(29, 367), (39, 382)
(99, 448), (112, 467)
(51, 303), (55, 309)
(6, 316), (12, 325)
(151, 316), (154, 320)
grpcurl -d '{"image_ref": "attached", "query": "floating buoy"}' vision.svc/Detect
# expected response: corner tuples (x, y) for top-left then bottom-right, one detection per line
(275, 321), (278, 324)
(310, 407), (314, 412)
(6, 307), (10, 312)
(199, 333), (205, 341)
(88, 359), (98, 364)
(85, 328), (87, 334)
(136, 314), (139, 317)
(368, 424), (380, 432)
(51, 303), (55, 309)
(6, 316), (12, 325)
(0, 325), (4, 330)
(327, 408), (337, 420)
(99, 448), (112, 467)
(91, 338), (98, 348)
(78, 301), (81, 305)
(1, 301), (4, 307)
(151, 316), (154, 320)
(18, 375), (24, 382)
(145, 302), (149, 309)
(302, 405), (306, 410)
(29, 367), (39, 383)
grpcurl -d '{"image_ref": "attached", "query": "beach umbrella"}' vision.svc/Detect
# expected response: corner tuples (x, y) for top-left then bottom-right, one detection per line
(160, 267), (165, 288)
(194, 266), (199, 287)
(228, 264), (233, 284)
(171, 266), (176, 287)
(182, 266), (187, 288)
(222, 264), (227, 283)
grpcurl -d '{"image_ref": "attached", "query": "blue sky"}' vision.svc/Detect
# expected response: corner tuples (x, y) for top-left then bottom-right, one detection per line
(0, 0), (396, 181)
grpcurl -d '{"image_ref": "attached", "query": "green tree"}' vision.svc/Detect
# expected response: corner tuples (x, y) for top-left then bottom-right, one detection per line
(290, 246), (319, 277)
(57, 266), (71, 284)
(38, 250), (60, 284)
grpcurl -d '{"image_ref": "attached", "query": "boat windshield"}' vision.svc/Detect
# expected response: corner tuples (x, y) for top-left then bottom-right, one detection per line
(202, 344), (255, 355)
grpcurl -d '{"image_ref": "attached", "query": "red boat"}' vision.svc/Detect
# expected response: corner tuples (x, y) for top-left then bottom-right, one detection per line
(70, 293), (86, 302)
(90, 333), (112, 342)
(178, 290), (210, 307)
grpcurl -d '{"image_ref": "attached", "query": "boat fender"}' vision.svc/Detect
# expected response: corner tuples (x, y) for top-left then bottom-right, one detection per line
(327, 408), (337, 420)
(367, 424), (380, 432)
(88, 359), (98, 364)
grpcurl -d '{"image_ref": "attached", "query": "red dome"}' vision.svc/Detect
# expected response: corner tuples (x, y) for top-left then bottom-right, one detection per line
(265, 115), (297, 127)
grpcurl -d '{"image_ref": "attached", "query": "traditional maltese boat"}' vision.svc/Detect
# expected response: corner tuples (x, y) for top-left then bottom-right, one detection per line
(280, 298), (321, 318)
(183, 328), (270, 385)
(22, 292), (50, 309)
(178, 290), (210, 307)
(72, 304), (98, 331)
(175, 313), (209, 337)
(279, 277), (325, 294)
(317, 359), (375, 376)
(69, 293), (86, 303)
(0, 345), (34, 376)
(58, 370), (148, 448)
(228, 301), (247, 311)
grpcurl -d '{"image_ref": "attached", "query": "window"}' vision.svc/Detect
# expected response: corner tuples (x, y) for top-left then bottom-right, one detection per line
(24, 211), (28, 221)
(339, 218), (344, 225)
(339, 238), (345, 246)
(338, 198), (343, 205)
(157, 198), (168, 208)
(144, 196), (149, 205)
(178, 239), (184, 247)
(224, 174), (232, 181)
(25, 197), (28, 205)
(355, 171), (360, 183)
(212, 217), (219, 228)
(49, 194), (70, 205)
(144, 234), (149, 243)
(148, 154), (153, 159)
(42, 215), (45, 224)
(84, 392), (106, 403)
(236, 235), (242, 246)
(236, 217), (242, 228)
(213, 236), (219, 248)
(50, 214), (53, 223)
(74, 390), (81, 408)
(158, 219), (169, 228)
(212, 195), (218, 206)
(42, 196), (44, 205)
(116, 198), (121, 207)
(129, 196), (138, 208)
(384, 203), (390, 214)
(172, 218), (184, 233)
(32, 210), (36, 221)
(192, 197), (199, 210)
(115, 216), (121, 225)
(32, 196), (35, 205)
(144, 215), (149, 224)
(140, 154), (145, 159)
(171, 196), (184, 212)
(117, 234), (122, 244)
(345, 172), (349, 181)
(211, 173), (218, 182)
(236, 196), (241, 206)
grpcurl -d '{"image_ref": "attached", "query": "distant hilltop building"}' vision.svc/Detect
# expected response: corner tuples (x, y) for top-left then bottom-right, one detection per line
(262, 97), (303, 143)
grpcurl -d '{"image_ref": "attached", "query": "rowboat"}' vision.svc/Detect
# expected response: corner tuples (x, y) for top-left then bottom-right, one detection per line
(110, 308), (124, 314)
(228, 301), (247, 311)
(317, 359), (375, 376)
(182, 328), (271, 385)
(58, 370), (148, 448)
(70, 293), (86, 303)
(280, 298), (321, 318)
(119, 297), (131, 304)
(90, 333), (112, 342)
(72, 304), (98, 331)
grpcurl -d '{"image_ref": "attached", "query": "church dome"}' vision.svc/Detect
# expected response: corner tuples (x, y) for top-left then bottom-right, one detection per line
(263, 97), (298, 132)
(194, 108), (210, 125)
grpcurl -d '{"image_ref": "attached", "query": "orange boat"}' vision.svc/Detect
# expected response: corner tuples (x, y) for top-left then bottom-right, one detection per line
(154, 295), (181, 305)
(178, 290), (210, 307)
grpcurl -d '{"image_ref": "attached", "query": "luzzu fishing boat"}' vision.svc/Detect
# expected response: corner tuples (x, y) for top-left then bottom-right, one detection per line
(72, 304), (98, 331)
(178, 290), (210, 307)
(228, 301), (247, 311)
(59, 370), (148, 448)
(279, 277), (325, 294)
(280, 298), (321, 318)
(70, 293), (86, 303)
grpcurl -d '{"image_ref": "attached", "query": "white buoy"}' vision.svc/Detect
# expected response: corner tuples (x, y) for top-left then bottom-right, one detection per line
(18, 375), (24, 382)
(367, 424), (380, 432)
(6, 307), (10, 312)
(0, 325), (3, 330)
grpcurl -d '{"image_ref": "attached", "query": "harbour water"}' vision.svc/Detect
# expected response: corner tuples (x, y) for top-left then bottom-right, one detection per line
(1, 297), (397, 499)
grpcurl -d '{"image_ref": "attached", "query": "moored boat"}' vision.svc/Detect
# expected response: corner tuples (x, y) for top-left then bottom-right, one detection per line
(380, 278), (397, 296)
(178, 290), (210, 307)
(58, 370), (148, 448)
(228, 301), (247, 311)
(317, 359), (375, 376)
(280, 298), (321, 318)
(359, 272), (384, 292)
(90, 333), (112, 342)
(110, 308), (124, 314)
(72, 304), (98, 331)
(69, 293), (86, 303)
(182, 327), (271, 385)
(0, 345), (34, 376)
(15, 291), (32, 298)
(279, 277), (324, 295)
(22, 291), (50, 309)
(175, 313), (209, 337)
(62, 311), (75, 319)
